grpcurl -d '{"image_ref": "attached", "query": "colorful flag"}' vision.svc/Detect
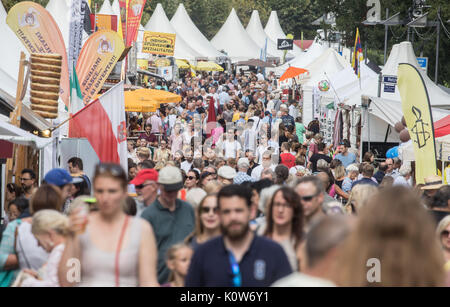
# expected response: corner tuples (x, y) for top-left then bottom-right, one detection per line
(69, 64), (84, 137)
(76, 30), (125, 104)
(6, 1), (70, 109)
(398, 63), (437, 184)
(126, 0), (146, 47)
(352, 28), (364, 78)
(119, 0), (127, 41)
(70, 81), (128, 172)
(90, 14), (118, 32)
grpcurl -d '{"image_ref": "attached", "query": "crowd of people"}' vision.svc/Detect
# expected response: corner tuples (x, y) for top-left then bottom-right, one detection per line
(1, 71), (450, 287)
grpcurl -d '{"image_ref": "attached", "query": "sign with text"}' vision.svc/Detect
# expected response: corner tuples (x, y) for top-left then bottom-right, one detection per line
(277, 39), (293, 50)
(417, 57), (428, 73)
(383, 75), (397, 84)
(142, 31), (176, 56)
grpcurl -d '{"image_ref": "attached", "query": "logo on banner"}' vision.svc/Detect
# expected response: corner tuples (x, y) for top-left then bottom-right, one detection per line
(277, 39), (293, 50)
(130, 0), (144, 16)
(117, 121), (127, 142)
(410, 106), (431, 148)
(19, 9), (40, 28)
(97, 36), (115, 54)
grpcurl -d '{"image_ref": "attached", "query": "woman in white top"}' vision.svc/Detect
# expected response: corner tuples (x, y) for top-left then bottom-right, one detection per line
(169, 124), (184, 158)
(256, 134), (269, 164)
(59, 163), (159, 287)
(20, 210), (69, 287)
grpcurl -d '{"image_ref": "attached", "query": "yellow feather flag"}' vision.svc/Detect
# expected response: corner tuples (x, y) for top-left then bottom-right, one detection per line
(397, 63), (437, 184)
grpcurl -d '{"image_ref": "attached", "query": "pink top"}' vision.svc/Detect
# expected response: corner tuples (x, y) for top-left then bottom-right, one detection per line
(329, 185), (336, 197)
(147, 115), (162, 134)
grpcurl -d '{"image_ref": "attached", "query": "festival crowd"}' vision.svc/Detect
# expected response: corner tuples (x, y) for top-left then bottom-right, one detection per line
(1, 71), (450, 287)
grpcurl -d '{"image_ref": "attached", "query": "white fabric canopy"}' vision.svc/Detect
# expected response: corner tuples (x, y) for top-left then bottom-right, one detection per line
(171, 4), (224, 60)
(45, 0), (71, 49)
(144, 3), (201, 60)
(99, 0), (114, 14)
(0, 115), (53, 149)
(264, 11), (302, 56)
(211, 8), (262, 62)
(245, 10), (291, 60)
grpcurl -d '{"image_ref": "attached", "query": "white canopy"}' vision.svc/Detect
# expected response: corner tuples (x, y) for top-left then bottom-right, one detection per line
(99, 0), (114, 14)
(264, 11), (302, 56)
(144, 3), (201, 60)
(170, 3), (224, 60)
(45, 0), (71, 49)
(211, 8), (262, 62)
(0, 115), (52, 149)
(245, 10), (290, 60)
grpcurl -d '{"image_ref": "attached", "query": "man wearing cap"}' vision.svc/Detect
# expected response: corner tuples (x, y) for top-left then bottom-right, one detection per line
(44, 168), (83, 213)
(335, 140), (356, 168)
(130, 169), (159, 216)
(234, 158), (255, 185)
(218, 166), (236, 185)
(140, 166), (195, 284)
(422, 175), (445, 206)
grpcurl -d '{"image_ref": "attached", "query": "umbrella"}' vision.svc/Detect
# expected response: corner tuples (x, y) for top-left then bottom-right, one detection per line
(176, 59), (190, 69)
(193, 61), (224, 72)
(279, 66), (308, 82)
(235, 59), (275, 68)
(124, 91), (159, 113)
(128, 89), (182, 104)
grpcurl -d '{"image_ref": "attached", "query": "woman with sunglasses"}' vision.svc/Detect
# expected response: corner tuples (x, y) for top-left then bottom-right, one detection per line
(436, 216), (450, 272)
(261, 187), (304, 271)
(185, 195), (221, 250)
(59, 163), (159, 287)
(185, 170), (200, 191)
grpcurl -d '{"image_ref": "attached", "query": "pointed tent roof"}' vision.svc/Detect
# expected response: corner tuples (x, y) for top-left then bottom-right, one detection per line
(46, 0), (71, 49)
(211, 8), (262, 61)
(144, 3), (201, 60)
(246, 10), (291, 60)
(99, 0), (114, 14)
(170, 3), (224, 59)
(264, 11), (302, 56)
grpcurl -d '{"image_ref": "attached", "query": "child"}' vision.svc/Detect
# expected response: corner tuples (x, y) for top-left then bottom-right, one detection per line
(162, 243), (193, 287)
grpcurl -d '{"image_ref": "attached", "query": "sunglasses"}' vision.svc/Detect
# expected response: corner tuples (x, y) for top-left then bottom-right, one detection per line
(96, 163), (126, 178)
(186, 176), (196, 180)
(135, 183), (154, 190)
(20, 177), (32, 181)
(441, 230), (450, 237)
(201, 206), (218, 214)
(300, 192), (320, 202)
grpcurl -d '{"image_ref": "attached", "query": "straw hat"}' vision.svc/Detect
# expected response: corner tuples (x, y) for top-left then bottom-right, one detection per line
(421, 175), (445, 190)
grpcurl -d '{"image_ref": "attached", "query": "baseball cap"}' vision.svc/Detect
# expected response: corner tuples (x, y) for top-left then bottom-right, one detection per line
(158, 166), (183, 192)
(44, 168), (83, 187)
(218, 166), (237, 180)
(130, 169), (159, 186)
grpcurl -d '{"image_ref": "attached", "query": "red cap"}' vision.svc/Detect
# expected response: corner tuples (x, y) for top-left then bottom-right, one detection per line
(130, 169), (158, 186)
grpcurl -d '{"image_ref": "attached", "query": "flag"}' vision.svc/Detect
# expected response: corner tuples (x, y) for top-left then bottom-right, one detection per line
(69, 0), (84, 80)
(90, 14), (118, 32)
(126, 0), (146, 47)
(352, 28), (363, 78)
(398, 63), (437, 184)
(82, 0), (92, 35)
(70, 81), (128, 172)
(119, 0), (127, 41)
(69, 64), (84, 137)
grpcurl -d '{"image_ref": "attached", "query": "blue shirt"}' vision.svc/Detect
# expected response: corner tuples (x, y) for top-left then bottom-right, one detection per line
(233, 172), (255, 184)
(185, 235), (292, 287)
(352, 177), (379, 188)
(335, 152), (356, 168)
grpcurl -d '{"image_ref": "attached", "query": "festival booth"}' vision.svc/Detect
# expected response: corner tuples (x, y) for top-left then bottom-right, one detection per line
(264, 11), (303, 57)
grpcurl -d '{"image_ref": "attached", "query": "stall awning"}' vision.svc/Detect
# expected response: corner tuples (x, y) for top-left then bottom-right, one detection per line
(0, 115), (52, 149)
(193, 61), (224, 72)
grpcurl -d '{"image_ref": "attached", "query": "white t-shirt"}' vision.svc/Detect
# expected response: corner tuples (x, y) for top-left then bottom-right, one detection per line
(223, 140), (242, 159)
(180, 161), (193, 173)
(251, 164), (276, 180)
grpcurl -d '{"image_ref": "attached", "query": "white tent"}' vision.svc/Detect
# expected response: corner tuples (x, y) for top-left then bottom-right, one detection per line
(264, 11), (302, 56)
(144, 3), (201, 60)
(211, 8), (262, 62)
(245, 10), (291, 60)
(170, 3), (224, 60)
(99, 0), (114, 14)
(46, 0), (71, 49)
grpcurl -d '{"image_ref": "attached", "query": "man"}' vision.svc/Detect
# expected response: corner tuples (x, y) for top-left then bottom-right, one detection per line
(141, 166), (195, 284)
(308, 118), (320, 135)
(295, 117), (306, 144)
(234, 158), (255, 184)
(288, 100), (299, 119)
(139, 124), (158, 147)
(218, 86), (231, 106)
(44, 168), (83, 213)
(373, 162), (388, 184)
(307, 143), (332, 173)
(218, 165), (236, 185)
(251, 151), (276, 180)
(185, 102), (199, 123)
(67, 157), (92, 192)
(280, 105), (295, 128)
(246, 150), (259, 176)
(393, 163), (412, 187)
(334, 140), (356, 168)
(352, 164), (378, 188)
(180, 151), (194, 173)
(243, 120), (258, 152)
(384, 158), (395, 177)
(295, 176), (326, 232)
(20, 169), (37, 199)
(147, 112), (163, 134)
(130, 169), (159, 216)
(185, 184), (292, 286)
(386, 157), (400, 179)
(272, 216), (351, 287)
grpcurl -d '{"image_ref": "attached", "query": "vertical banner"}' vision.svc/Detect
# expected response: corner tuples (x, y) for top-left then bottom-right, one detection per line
(90, 14), (118, 32)
(6, 1), (70, 109)
(69, 0), (83, 80)
(398, 63), (437, 184)
(126, 0), (146, 47)
(82, 0), (92, 35)
(119, 0), (128, 41)
(76, 30), (125, 104)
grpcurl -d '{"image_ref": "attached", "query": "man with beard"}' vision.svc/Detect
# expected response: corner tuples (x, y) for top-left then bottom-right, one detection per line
(19, 169), (37, 199)
(185, 184), (292, 286)
(130, 169), (159, 216)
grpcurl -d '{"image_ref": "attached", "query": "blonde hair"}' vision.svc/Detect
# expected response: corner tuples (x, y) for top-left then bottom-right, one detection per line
(166, 243), (193, 282)
(31, 209), (70, 237)
(346, 184), (378, 214)
(334, 165), (346, 180)
(436, 215), (450, 241)
(203, 180), (223, 194)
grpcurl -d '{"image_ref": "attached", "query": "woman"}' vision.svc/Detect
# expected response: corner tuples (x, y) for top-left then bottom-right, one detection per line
(436, 216), (450, 272)
(6, 183), (21, 204)
(261, 187), (304, 271)
(162, 244), (193, 287)
(0, 185), (62, 286)
(18, 210), (69, 287)
(345, 184), (377, 215)
(199, 172), (214, 189)
(185, 194), (221, 250)
(153, 140), (171, 163)
(333, 165), (349, 201)
(335, 186), (446, 286)
(184, 170), (200, 191)
(58, 163), (159, 287)
(169, 124), (184, 158)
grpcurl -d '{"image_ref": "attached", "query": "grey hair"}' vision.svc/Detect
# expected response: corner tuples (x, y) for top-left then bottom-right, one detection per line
(258, 185), (282, 213)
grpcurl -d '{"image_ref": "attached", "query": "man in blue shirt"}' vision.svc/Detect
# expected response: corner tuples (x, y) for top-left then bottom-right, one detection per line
(335, 140), (356, 168)
(352, 164), (378, 188)
(185, 184), (292, 287)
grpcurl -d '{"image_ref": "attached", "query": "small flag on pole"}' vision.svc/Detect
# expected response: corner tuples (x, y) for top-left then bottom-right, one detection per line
(352, 28), (363, 78)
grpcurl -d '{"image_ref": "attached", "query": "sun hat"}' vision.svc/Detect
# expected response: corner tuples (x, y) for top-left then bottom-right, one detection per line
(218, 166), (237, 180)
(421, 175), (445, 190)
(158, 166), (183, 192)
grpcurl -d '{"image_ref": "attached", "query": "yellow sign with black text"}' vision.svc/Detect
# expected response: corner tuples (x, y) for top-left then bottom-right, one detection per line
(142, 31), (176, 56)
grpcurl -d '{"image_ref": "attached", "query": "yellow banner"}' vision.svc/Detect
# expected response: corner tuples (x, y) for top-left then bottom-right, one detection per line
(6, 1), (70, 109)
(398, 63), (437, 184)
(142, 31), (176, 56)
(76, 30), (125, 104)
